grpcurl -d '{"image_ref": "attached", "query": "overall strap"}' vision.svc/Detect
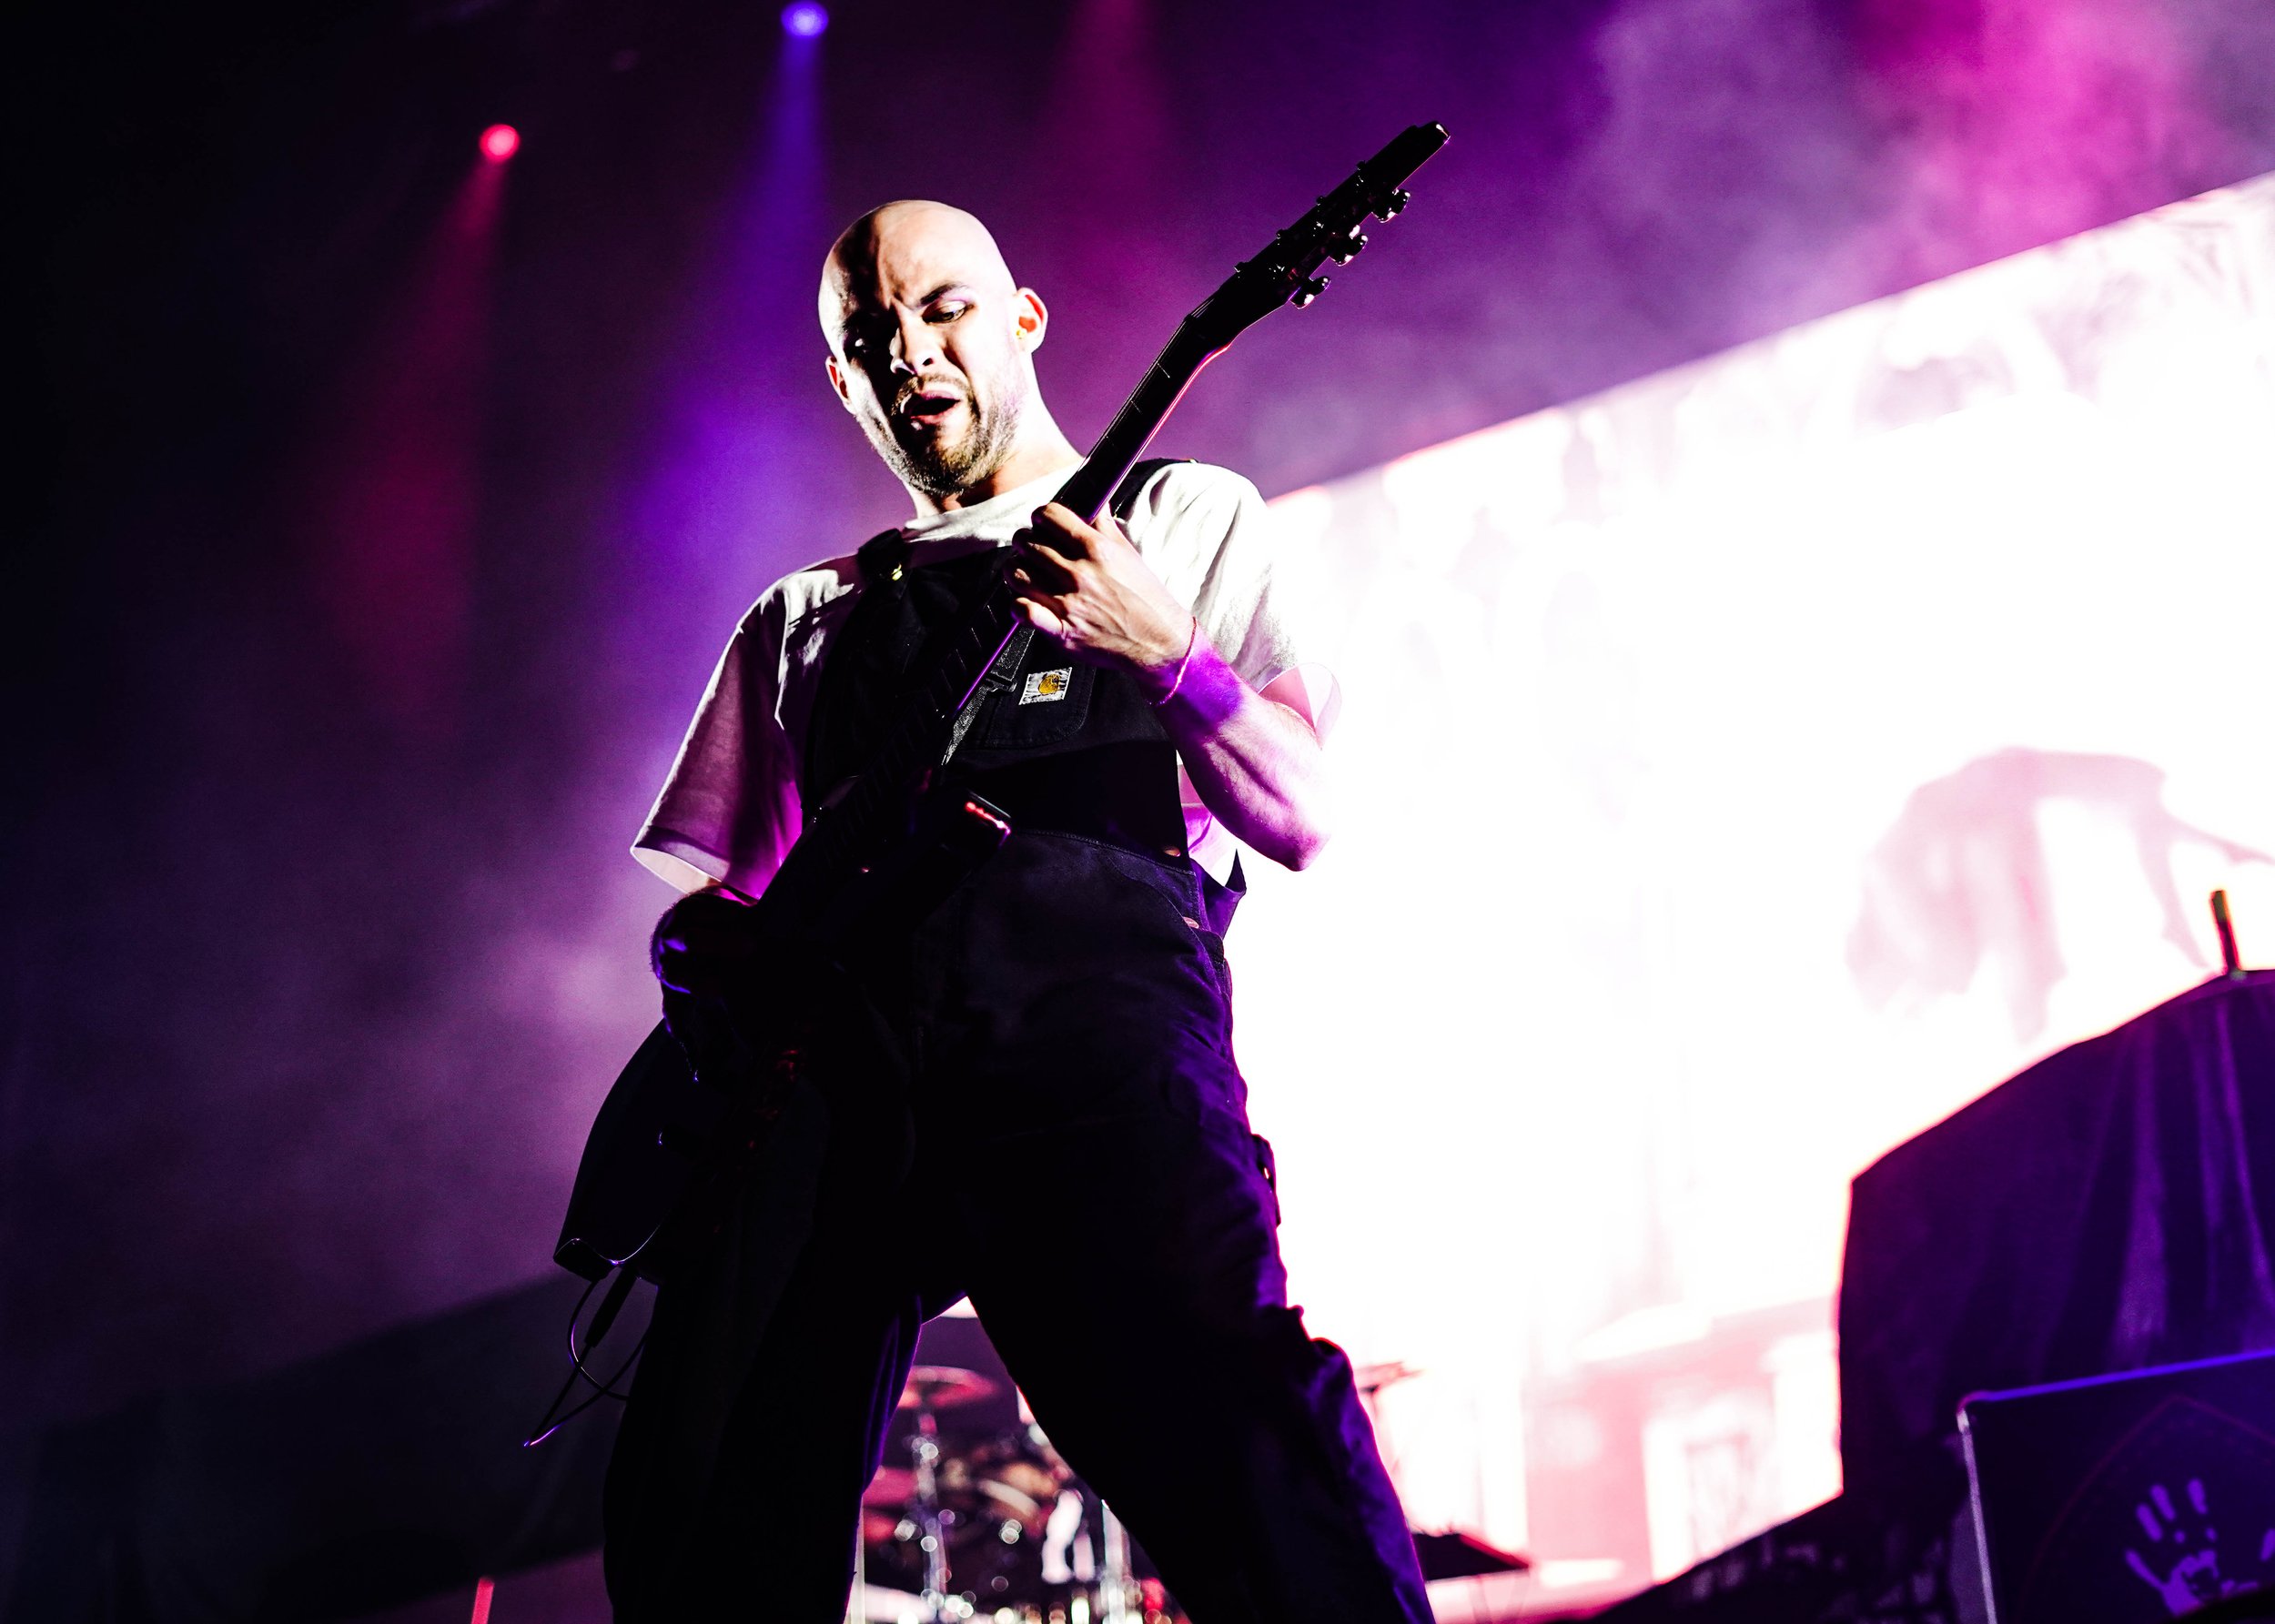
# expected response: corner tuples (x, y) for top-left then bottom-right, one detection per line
(1109, 458), (1188, 524)
(854, 528), (911, 586)
(936, 458), (1187, 769)
(801, 530), (935, 812)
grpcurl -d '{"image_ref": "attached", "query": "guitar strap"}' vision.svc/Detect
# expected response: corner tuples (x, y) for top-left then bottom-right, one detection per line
(939, 624), (1034, 766)
(935, 456), (1183, 770)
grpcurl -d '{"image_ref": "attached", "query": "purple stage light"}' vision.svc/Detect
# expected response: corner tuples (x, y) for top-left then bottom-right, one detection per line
(480, 124), (520, 162)
(781, 3), (826, 38)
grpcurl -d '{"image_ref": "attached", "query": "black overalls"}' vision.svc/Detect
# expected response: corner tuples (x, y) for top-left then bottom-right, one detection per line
(603, 531), (1431, 1624)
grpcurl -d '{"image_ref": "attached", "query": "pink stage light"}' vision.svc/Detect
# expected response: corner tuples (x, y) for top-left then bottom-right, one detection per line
(479, 124), (520, 163)
(781, 3), (827, 37)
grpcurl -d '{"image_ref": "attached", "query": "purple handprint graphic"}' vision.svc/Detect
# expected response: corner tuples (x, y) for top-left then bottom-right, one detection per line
(2123, 1478), (2274, 1615)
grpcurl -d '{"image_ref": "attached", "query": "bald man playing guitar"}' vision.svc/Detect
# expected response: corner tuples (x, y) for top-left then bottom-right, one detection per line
(603, 199), (1431, 1624)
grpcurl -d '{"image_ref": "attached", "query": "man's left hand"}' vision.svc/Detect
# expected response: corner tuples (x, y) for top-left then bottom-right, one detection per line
(1009, 502), (1193, 697)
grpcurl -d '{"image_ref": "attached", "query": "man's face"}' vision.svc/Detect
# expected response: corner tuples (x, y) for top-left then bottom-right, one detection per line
(822, 204), (1041, 500)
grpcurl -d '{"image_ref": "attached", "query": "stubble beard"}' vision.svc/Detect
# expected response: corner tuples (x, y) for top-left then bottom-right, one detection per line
(871, 384), (1024, 501)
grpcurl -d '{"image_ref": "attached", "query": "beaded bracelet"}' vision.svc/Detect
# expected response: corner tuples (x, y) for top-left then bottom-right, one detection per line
(1151, 613), (1200, 707)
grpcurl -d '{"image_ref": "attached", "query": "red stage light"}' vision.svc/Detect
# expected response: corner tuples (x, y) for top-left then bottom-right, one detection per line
(480, 124), (520, 162)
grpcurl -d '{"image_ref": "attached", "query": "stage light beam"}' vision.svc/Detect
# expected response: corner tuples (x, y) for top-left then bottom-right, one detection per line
(480, 124), (520, 163)
(781, 3), (827, 38)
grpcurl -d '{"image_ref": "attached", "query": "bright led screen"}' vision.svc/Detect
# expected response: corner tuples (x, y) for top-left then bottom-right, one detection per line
(1230, 170), (2275, 1606)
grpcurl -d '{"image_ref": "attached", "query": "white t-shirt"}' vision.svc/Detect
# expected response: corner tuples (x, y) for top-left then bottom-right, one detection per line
(632, 460), (1328, 896)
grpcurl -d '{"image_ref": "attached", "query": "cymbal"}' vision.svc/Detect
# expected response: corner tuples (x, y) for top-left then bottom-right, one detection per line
(1356, 1359), (1423, 1396)
(1411, 1528), (1531, 1579)
(898, 1364), (1000, 1411)
(861, 1463), (987, 1518)
(860, 1508), (903, 1546)
(862, 1466), (917, 1507)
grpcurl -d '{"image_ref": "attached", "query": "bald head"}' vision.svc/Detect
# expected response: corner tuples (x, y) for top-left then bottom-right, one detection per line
(818, 200), (1017, 349)
(817, 200), (1077, 511)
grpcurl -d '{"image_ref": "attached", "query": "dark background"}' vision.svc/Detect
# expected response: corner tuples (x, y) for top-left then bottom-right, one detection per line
(13, 0), (2275, 1439)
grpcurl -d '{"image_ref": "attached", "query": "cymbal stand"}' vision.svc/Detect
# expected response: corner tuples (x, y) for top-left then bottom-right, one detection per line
(1098, 1499), (1134, 1624)
(909, 1402), (955, 1622)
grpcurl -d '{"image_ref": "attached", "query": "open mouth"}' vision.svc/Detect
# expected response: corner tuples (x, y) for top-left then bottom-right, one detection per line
(898, 390), (964, 431)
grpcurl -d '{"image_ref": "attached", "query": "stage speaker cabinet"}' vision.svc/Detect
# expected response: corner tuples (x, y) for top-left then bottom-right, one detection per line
(1960, 1347), (2275, 1622)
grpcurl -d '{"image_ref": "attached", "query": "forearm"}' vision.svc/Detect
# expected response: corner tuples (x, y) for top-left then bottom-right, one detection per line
(1006, 500), (1333, 866)
(1151, 635), (1335, 870)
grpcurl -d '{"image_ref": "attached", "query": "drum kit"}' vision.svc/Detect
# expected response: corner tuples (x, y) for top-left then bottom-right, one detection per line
(853, 1355), (1526, 1624)
(853, 1366), (1175, 1624)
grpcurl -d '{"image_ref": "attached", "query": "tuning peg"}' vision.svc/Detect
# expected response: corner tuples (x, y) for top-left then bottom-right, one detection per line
(1329, 231), (1370, 265)
(1376, 187), (1411, 221)
(1291, 275), (1330, 308)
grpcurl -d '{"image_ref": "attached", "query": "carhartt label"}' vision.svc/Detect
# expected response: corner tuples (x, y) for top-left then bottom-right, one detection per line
(1020, 669), (1074, 704)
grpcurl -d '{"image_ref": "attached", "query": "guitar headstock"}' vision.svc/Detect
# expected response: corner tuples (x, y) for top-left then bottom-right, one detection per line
(1189, 122), (1449, 350)
(1057, 120), (1450, 527)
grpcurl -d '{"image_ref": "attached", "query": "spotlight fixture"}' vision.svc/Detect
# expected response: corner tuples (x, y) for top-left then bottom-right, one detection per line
(480, 124), (521, 162)
(781, 2), (827, 38)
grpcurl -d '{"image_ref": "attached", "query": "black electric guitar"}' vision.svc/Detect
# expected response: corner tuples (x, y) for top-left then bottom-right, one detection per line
(555, 123), (1448, 1286)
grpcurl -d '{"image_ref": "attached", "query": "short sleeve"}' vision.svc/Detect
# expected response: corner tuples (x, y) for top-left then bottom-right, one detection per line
(1122, 463), (1313, 694)
(1122, 463), (1340, 880)
(632, 593), (804, 897)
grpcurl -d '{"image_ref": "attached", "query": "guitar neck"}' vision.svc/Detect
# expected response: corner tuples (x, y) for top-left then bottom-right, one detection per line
(1055, 319), (1222, 522)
